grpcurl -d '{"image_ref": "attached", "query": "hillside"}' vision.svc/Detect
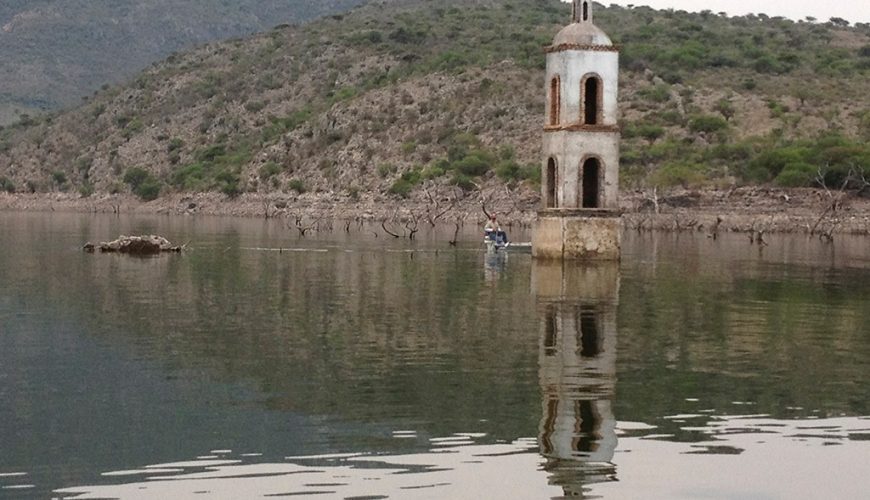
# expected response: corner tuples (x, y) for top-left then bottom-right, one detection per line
(0, 0), (868, 208)
(0, 0), (366, 124)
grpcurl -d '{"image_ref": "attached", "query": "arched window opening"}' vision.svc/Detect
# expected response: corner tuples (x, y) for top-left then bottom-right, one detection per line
(549, 76), (561, 126)
(546, 158), (558, 209)
(583, 76), (600, 125)
(583, 2), (589, 21)
(541, 397), (559, 455)
(575, 400), (600, 453)
(544, 305), (558, 356)
(578, 306), (601, 358)
(581, 158), (600, 208)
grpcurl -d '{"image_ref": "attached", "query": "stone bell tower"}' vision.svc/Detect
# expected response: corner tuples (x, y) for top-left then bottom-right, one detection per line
(532, 0), (621, 260)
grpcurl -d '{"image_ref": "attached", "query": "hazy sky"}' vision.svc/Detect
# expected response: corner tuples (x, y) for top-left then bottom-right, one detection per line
(581, 1), (870, 23)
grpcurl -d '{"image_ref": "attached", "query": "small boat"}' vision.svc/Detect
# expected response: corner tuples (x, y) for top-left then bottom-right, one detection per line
(484, 230), (533, 253)
(484, 229), (508, 252)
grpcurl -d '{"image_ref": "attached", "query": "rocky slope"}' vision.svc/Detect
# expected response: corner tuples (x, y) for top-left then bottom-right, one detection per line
(0, 0), (867, 209)
(0, 0), (366, 123)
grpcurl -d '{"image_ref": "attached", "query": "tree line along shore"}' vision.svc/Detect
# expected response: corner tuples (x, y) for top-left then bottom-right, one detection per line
(2, 186), (869, 241)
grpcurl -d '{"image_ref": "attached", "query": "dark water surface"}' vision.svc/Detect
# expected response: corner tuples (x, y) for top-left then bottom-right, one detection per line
(0, 212), (868, 499)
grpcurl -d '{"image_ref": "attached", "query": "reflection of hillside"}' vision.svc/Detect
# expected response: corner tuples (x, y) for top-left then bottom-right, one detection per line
(2, 213), (868, 438)
(0, 213), (542, 439)
(618, 233), (870, 425)
(533, 261), (620, 498)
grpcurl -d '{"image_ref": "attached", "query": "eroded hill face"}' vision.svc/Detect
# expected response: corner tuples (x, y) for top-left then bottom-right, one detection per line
(0, 0), (867, 201)
(0, 0), (366, 122)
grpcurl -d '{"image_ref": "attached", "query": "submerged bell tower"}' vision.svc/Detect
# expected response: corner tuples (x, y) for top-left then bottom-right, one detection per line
(532, 0), (621, 260)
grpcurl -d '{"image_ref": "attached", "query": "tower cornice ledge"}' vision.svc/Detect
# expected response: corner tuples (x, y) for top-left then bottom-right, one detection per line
(544, 124), (620, 133)
(545, 43), (620, 54)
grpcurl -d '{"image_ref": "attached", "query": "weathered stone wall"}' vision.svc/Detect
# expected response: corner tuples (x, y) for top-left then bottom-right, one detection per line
(532, 212), (622, 260)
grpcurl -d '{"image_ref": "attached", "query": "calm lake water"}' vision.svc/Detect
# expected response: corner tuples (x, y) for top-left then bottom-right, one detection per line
(1, 212), (869, 499)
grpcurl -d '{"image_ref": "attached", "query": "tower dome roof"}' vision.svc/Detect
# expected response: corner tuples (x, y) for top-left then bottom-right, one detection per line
(552, 22), (612, 47)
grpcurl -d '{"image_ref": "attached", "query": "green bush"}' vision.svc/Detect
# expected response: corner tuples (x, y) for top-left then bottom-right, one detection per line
(389, 168), (425, 197)
(331, 86), (357, 102)
(858, 111), (870, 140)
(123, 167), (150, 189)
(388, 178), (414, 197)
(775, 162), (816, 187)
(450, 173), (476, 191)
(171, 163), (206, 190)
(51, 171), (68, 185)
(135, 179), (161, 201)
(167, 138), (185, 152)
(495, 160), (538, 183)
(122, 118), (144, 140)
(744, 147), (810, 182)
(123, 167), (161, 201)
(638, 84), (671, 103)
(196, 144), (227, 163)
(740, 134), (870, 186)
(363, 30), (383, 44)
(287, 179), (306, 193)
(688, 115), (729, 134)
(244, 100), (266, 113)
(652, 162), (708, 187)
(170, 143), (251, 193)
(495, 160), (522, 181)
(215, 170), (241, 197)
(625, 123), (665, 142)
(78, 183), (95, 198)
(454, 152), (492, 176)
(421, 165), (446, 180)
(259, 162), (282, 180)
(377, 164), (396, 178)
(0, 176), (15, 193)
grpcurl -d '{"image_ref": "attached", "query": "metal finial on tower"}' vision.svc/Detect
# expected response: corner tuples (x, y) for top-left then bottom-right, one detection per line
(572, 0), (592, 23)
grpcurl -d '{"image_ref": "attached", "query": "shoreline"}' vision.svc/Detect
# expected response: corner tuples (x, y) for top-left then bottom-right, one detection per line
(2, 187), (869, 237)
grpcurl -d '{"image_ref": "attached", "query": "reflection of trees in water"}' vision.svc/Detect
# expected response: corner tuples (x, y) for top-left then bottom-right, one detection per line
(617, 253), (870, 423)
(2, 224), (543, 439)
(3, 214), (869, 440)
(533, 262), (620, 497)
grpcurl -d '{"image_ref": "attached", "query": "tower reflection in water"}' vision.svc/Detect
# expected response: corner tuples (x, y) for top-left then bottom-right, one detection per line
(532, 261), (619, 497)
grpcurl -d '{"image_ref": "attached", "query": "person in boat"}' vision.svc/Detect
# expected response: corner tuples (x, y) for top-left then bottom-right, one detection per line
(484, 215), (509, 245)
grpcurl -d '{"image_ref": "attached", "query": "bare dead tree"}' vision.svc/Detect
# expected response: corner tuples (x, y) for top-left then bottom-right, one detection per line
(288, 213), (320, 237)
(709, 216), (723, 240)
(381, 206), (403, 238)
(819, 220), (840, 243)
(448, 212), (469, 246)
(635, 215), (650, 232)
(480, 197), (493, 220)
(382, 221), (401, 238)
(856, 169), (870, 197)
(811, 166), (855, 236)
(504, 184), (522, 215)
(747, 220), (768, 246)
(424, 187), (456, 227)
(404, 212), (419, 240)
